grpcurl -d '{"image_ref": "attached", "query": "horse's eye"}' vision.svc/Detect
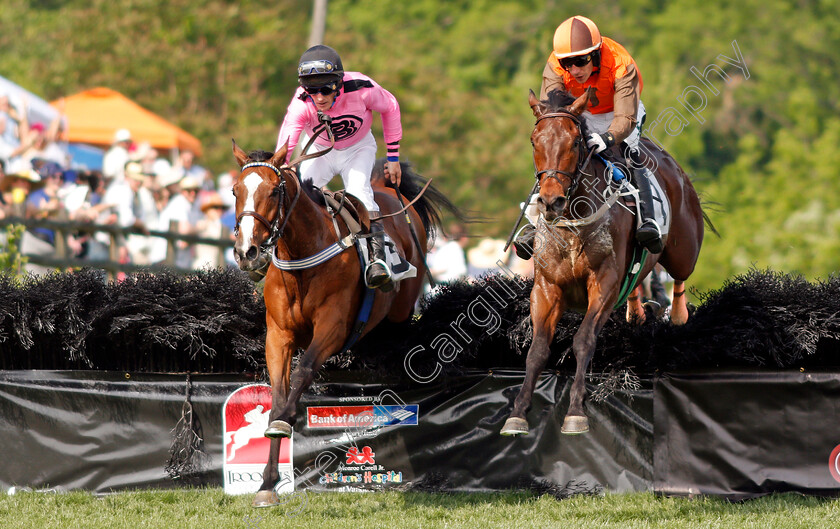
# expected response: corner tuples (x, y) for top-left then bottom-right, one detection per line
(271, 186), (281, 197)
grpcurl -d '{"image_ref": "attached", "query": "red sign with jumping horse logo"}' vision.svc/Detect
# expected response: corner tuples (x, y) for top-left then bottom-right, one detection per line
(830, 444), (840, 484)
(222, 384), (293, 495)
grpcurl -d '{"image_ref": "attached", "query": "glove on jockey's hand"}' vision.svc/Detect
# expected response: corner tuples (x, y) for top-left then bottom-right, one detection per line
(586, 132), (615, 154)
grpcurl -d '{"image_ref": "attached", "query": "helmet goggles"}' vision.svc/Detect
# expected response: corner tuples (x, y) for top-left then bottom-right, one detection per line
(298, 59), (339, 77)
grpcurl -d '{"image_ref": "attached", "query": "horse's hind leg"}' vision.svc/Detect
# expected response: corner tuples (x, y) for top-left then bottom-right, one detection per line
(670, 280), (689, 325)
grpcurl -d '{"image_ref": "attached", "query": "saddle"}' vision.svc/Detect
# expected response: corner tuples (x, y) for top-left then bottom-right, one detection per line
(322, 190), (416, 286)
(322, 189), (369, 237)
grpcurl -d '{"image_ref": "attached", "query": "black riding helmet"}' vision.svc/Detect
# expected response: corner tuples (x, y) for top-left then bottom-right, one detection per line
(298, 45), (344, 92)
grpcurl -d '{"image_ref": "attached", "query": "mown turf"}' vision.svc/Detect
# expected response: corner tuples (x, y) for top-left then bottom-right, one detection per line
(0, 489), (837, 529)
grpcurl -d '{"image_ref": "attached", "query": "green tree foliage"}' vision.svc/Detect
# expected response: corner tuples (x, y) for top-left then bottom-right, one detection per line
(3, 0), (839, 292)
(0, 224), (28, 276)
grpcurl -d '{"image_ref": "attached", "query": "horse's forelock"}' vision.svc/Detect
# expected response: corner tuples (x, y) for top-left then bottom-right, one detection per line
(246, 150), (274, 163)
(541, 89), (590, 137)
(543, 89), (577, 111)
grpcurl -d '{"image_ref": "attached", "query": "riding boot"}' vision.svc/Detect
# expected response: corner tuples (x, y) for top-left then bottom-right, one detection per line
(365, 220), (392, 290)
(513, 224), (536, 260)
(629, 159), (664, 254)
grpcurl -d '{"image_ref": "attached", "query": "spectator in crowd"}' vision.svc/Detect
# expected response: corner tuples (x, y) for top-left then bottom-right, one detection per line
(428, 224), (469, 285)
(172, 150), (211, 190)
(150, 174), (200, 268)
(467, 238), (510, 279)
(132, 141), (172, 178)
(0, 160), (9, 218)
(100, 161), (153, 264)
(216, 169), (237, 209)
(25, 160), (66, 245)
(19, 121), (66, 166)
(102, 129), (132, 182)
(192, 192), (231, 269)
(63, 170), (110, 260)
(0, 93), (22, 166)
(1, 159), (42, 217)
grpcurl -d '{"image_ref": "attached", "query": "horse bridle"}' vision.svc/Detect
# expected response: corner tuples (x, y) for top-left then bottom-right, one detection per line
(233, 115), (335, 251)
(234, 162), (301, 250)
(533, 111), (594, 197)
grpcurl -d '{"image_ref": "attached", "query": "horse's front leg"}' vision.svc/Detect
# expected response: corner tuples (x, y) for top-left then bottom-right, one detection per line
(625, 284), (646, 323)
(563, 272), (619, 434)
(255, 322), (295, 506)
(501, 279), (565, 436)
(267, 321), (344, 437)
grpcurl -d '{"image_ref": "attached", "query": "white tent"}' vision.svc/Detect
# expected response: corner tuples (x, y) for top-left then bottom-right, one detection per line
(0, 75), (62, 127)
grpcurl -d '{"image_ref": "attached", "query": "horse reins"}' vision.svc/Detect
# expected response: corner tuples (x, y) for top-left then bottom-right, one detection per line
(533, 111), (595, 197)
(234, 114), (336, 248)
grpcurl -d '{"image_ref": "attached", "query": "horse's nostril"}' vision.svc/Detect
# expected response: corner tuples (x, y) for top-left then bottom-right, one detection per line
(245, 246), (259, 261)
(551, 197), (567, 215)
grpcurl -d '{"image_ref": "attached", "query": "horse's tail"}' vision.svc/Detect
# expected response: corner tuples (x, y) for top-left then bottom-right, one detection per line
(372, 158), (468, 242)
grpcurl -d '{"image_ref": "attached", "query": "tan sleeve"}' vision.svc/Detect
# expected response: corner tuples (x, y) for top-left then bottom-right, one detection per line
(608, 63), (641, 143)
(539, 62), (565, 100)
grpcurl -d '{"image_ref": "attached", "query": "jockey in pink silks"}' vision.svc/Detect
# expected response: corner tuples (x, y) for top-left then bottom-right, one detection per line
(276, 44), (402, 290)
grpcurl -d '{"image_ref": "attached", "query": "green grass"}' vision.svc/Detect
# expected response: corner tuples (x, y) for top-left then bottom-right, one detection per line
(0, 489), (837, 529)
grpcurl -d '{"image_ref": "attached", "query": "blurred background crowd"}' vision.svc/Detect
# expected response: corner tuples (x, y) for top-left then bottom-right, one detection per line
(0, 91), (238, 271)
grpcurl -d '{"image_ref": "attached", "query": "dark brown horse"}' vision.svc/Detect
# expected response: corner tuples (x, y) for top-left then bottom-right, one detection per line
(501, 89), (706, 436)
(231, 141), (458, 506)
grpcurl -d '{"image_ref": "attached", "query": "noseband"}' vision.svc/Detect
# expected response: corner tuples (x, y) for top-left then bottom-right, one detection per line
(234, 161), (301, 249)
(533, 111), (593, 197)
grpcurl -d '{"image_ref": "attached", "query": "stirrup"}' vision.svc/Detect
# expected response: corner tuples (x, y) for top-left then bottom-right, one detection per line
(365, 259), (393, 290)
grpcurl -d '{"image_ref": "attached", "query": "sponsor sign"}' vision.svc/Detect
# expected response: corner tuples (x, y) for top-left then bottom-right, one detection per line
(830, 444), (840, 484)
(318, 445), (404, 487)
(306, 404), (419, 429)
(222, 384), (293, 495)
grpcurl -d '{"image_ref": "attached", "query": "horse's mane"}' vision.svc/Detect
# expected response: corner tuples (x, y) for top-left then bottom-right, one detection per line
(246, 150), (325, 206)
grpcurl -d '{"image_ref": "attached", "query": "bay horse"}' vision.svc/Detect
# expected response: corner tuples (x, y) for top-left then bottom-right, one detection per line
(231, 140), (458, 506)
(501, 89), (706, 436)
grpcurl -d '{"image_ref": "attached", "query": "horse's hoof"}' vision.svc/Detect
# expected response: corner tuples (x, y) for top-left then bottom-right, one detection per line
(561, 415), (589, 435)
(500, 417), (529, 436)
(643, 300), (664, 320)
(252, 490), (279, 508)
(264, 420), (293, 439)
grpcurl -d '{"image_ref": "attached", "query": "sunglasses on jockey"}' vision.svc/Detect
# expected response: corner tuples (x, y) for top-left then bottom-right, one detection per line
(303, 84), (337, 96)
(559, 53), (593, 70)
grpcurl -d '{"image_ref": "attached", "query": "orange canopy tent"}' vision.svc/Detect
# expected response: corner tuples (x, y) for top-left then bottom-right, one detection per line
(52, 87), (202, 156)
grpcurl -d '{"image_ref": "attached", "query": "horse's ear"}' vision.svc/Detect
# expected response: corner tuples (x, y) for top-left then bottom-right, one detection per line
(568, 88), (592, 116)
(269, 140), (289, 168)
(232, 139), (249, 167)
(528, 89), (542, 117)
